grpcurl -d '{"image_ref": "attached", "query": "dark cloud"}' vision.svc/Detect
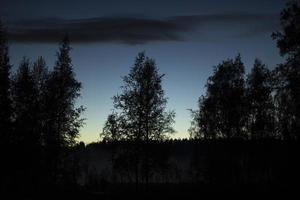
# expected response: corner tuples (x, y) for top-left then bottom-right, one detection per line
(169, 13), (277, 25)
(7, 13), (279, 44)
(169, 13), (280, 41)
(7, 17), (187, 44)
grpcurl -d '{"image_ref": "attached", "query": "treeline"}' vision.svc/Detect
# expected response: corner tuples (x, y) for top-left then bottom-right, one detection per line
(80, 139), (299, 194)
(99, 0), (300, 144)
(0, 22), (84, 194)
(96, 0), (300, 192)
(189, 0), (300, 140)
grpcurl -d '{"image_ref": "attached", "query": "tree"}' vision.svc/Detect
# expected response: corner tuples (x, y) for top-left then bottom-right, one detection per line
(272, 0), (300, 139)
(100, 112), (123, 142)
(189, 95), (218, 139)
(272, 0), (300, 57)
(12, 57), (39, 147)
(111, 52), (175, 189)
(113, 52), (175, 141)
(32, 57), (48, 96)
(44, 35), (85, 185)
(246, 59), (275, 139)
(0, 19), (12, 193)
(100, 112), (124, 183)
(32, 57), (49, 146)
(11, 57), (42, 191)
(0, 20), (12, 145)
(190, 55), (247, 139)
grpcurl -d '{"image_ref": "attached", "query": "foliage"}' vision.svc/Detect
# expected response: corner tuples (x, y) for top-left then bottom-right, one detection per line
(272, 0), (300, 139)
(112, 52), (175, 141)
(246, 59), (275, 139)
(0, 20), (12, 145)
(190, 55), (247, 139)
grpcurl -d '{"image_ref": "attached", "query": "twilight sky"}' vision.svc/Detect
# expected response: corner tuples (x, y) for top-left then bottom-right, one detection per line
(0, 0), (286, 143)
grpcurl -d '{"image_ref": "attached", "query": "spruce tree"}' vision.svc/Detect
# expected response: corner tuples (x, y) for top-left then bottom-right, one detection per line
(12, 58), (38, 147)
(44, 35), (84, 185)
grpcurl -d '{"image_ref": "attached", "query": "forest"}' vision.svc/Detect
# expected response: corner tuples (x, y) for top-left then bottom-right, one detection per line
(0, 0), (299, 198)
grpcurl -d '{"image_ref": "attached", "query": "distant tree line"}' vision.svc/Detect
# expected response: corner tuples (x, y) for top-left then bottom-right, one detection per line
(189, 0), (300, 140)
(81, 138), (299, 194)
(0, 21), (84, 193)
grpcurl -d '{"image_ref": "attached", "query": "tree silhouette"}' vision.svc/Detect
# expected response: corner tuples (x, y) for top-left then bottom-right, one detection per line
(190, 55), (247, 139)
(32, 57), (49, 98)
(0, 20), (13, 193)
(11, 57), (42, 191)
(100, 112), (125, 183)
(246, 59), (275, 139)
(12, 58), (39, 147)
(0, 20), (12, 144)
(32, 57), (49, 146)
(109, 52), (175, 189)
(44, 35), (85, 185)
(189, 95), (218, 139)
(101, 112), (123, 142)
(113, 52), (175, 141)
(272, 0), (300, 140)
(0, 27), (86, 192)
(272, 0), (300, 57)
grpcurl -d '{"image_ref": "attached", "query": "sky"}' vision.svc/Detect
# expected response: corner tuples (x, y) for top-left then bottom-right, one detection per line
(0, 0), (286, 143)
